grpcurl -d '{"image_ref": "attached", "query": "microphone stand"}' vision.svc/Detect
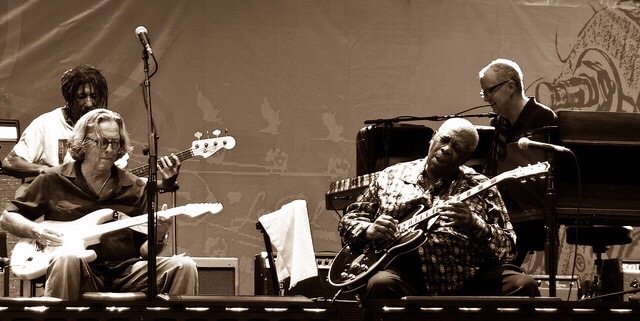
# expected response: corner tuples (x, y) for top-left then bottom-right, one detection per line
(142, 48), (158, 301)
(363, 113), (496, 125)
(545, 151), (558, 297)
(363, 111), (496, 171)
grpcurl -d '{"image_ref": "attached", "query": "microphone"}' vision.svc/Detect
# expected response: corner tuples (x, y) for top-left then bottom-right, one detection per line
(517, 137), (571, 153)
(135, 26), (153, 55)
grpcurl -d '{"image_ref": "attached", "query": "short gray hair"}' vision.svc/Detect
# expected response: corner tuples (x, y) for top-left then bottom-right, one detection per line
(68, 108), (131, 161)
(479, 58), (524, 92)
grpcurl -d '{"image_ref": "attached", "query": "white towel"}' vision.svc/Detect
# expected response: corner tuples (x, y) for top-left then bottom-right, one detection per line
(258, 199), (318, 289)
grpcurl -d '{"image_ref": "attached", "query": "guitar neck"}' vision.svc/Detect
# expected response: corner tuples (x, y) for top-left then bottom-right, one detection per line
(399, 174), (507, 231)
(129, 148), (194, 177)
(83, 207), (184, 241)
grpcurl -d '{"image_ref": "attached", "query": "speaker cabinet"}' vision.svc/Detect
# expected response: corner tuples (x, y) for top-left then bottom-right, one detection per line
(533, 274), (581, 301)
(192, 257), (238, 295)
(622, 260), (640, 301)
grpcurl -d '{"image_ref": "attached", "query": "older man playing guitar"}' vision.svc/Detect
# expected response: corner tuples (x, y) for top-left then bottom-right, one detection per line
(0, 109), (197, 300)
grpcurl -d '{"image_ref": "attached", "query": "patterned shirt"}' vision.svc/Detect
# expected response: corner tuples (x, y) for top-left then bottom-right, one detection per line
(339, 158), (516, 295)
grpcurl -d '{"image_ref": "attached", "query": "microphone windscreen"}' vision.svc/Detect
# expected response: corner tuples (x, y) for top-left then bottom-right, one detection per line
(517, 137), (530, 150)
(135, 26), (148, 36)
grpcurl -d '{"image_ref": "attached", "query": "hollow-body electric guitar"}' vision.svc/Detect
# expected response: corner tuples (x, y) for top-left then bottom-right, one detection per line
(328, 162), (550, 292)
(10, 203), (223, 280)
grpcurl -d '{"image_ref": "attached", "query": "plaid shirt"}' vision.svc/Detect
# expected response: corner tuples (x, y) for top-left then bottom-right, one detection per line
(339, 158), (516, 295)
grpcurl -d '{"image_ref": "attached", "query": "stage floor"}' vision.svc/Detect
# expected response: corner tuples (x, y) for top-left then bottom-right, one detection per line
(0, 295), (639, 321)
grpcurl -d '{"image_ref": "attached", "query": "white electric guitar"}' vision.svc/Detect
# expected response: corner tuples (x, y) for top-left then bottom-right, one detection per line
(10, 203), (223, 280)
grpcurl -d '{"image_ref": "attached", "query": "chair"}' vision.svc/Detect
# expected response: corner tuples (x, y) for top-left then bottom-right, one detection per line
(0, 231), (9, 297)
(565, 225), (632, 299)
(20, 276), (46, 297)
(256, 200), (318, 297)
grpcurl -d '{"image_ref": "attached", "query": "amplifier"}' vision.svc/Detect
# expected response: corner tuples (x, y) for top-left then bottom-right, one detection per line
(191, 257), (238, 295)
(533, 274), (581, 301)
(622, 260), (640, 301)
(254, 252), (350, 299)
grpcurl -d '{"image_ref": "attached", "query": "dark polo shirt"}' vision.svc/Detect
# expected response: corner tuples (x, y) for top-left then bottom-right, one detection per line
(503, 97), (557, 144)
(6, 161), (148, 267)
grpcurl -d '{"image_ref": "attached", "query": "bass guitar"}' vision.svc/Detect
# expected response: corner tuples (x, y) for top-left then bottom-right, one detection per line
(328, 162), (550, 292)
(10, 203), (223, 280)
(128, 133), (236, 177)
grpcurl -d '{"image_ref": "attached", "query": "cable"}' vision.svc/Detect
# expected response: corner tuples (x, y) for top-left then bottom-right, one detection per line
(149, 53), (159, 78)
(454, 104), (493, 116)
(567, 150), (582, 300)
(329, 196), (345, 219)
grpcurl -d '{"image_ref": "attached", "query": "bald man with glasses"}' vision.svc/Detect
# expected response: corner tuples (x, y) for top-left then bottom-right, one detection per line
(479, 59), (558, 267)
(479, 58), (557, 177)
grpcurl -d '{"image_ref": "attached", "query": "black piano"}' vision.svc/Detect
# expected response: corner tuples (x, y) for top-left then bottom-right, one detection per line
(502, 111), (640, 226)
(555, 111), (640, 224)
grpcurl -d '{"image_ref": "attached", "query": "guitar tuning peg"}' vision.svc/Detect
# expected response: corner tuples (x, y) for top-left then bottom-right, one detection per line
(194, 132), (203, 140)
(206, 131), (210, 139)
(212, 129), (221, 137)
(224, 128), (229, 135)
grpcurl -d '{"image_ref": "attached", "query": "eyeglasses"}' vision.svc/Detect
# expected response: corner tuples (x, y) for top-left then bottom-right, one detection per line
(86, 137), (121, 150)
(480, 80), (509, 99)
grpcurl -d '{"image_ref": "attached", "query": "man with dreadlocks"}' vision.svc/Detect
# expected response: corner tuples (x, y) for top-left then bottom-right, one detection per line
(1, 65), (180, 185)
(2, 65), (111, 178)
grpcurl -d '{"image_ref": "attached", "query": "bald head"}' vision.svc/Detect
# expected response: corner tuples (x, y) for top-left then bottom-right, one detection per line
(438, 118), (479, 156)
(425, 118), (479, 178)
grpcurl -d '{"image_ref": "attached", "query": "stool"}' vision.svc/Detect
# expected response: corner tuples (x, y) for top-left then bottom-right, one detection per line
(566, 225), (632, 299)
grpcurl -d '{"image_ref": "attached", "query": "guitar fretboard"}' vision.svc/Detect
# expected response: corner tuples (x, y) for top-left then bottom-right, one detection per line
(397, 162), (548, 232)
(129, 149), (195, 177)
(398, 176), (499, 231)
(80, 206), (188, 240)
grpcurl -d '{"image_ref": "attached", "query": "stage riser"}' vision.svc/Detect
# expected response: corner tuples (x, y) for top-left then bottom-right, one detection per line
(375, 313), (640, 321)
(0, 310), (638, 321)
(0, 311), (337, 321)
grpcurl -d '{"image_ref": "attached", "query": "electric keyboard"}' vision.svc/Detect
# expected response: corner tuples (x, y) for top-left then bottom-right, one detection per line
(325, 172), (379, 210)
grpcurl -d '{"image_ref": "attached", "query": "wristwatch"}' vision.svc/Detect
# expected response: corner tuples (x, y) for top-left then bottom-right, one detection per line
(157, 233), (168, 244)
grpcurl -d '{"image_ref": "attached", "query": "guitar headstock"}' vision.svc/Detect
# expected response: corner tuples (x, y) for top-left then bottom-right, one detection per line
(191, 132), (236, 159)
(498, 161), (551, 181)
(177, 203), (224, 218)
